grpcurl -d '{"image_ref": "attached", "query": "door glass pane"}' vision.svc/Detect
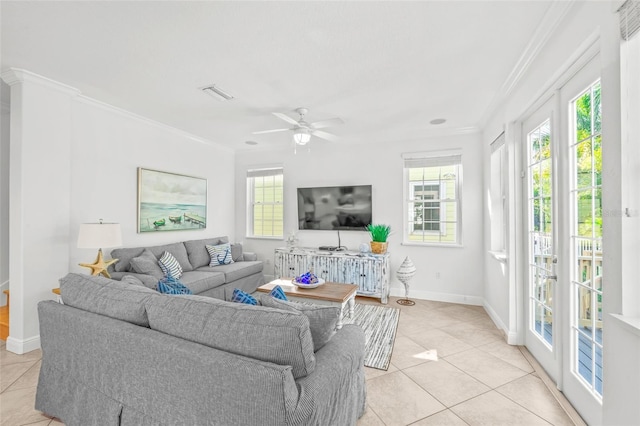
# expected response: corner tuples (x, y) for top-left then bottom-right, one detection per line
(571, 80), (603, 398)
(528, 119), (554, 350)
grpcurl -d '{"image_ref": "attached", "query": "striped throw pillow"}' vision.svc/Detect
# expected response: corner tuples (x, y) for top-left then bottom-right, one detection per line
(206, 243), (235, 266)
(158, 251), (183, 279)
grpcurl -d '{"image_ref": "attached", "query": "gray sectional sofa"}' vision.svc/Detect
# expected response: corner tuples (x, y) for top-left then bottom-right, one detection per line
(108, 236), (263, 300)
(36, 273), (367, 426)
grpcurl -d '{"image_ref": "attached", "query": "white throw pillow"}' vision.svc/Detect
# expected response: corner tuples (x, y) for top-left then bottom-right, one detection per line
(158, 251), (183, 278)
(206, 243), (235, 266)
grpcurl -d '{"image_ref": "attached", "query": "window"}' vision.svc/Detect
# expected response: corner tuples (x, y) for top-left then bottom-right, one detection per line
(246, 167), (283, 238)
(403, 151), (462, 245)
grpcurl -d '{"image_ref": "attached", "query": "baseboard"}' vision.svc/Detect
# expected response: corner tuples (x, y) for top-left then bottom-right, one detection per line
(6, 335), (40, 355)
(482, 301), (512, 341)
(388, 287), (483, 306)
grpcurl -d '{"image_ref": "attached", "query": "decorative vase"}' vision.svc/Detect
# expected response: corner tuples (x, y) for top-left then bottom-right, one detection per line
(370, 241), (388, 254)
(396, 256), (416, 306)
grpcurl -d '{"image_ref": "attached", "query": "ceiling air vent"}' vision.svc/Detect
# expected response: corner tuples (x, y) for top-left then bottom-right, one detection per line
(201, 84), (234, 101)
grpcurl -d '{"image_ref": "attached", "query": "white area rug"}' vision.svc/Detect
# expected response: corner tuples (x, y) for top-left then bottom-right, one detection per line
(343, 303), (400, 370)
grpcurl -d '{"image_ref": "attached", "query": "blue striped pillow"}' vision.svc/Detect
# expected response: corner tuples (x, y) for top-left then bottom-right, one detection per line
(206, 243), (235, 266)
(231, 288), (257, 305)
(269, 285), (288, 301)
(158, 251), (183, 279)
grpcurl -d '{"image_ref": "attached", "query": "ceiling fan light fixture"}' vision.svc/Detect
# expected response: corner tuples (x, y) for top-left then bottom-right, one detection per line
(293, 128), (311, 145)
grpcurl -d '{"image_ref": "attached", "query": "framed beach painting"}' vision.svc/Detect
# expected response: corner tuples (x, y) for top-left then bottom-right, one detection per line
(137, 168), (207, 233)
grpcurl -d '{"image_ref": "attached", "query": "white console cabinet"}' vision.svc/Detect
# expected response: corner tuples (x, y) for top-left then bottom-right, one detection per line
(274, 247), (390, 304)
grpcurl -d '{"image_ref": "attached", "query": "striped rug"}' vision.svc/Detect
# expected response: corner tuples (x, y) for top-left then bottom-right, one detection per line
(342, 303), (400, 370)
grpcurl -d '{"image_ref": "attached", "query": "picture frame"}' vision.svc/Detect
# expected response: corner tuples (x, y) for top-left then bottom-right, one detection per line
(137, 167), (207, 233)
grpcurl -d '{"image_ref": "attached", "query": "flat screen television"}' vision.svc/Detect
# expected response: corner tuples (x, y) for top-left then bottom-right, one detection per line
(297, 185), (372, 231)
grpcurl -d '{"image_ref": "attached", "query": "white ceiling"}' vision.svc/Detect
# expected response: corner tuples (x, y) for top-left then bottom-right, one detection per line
(1, 1), (554, 151)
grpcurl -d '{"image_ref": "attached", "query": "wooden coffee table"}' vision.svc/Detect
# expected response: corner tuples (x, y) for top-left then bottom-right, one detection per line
(257, 279), (358, 329)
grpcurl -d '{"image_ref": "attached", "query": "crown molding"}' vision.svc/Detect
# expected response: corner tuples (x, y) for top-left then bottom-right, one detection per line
(0, 68), (229, 153)
(0, 68), (81, 97)
(480, 0), (577, 126)
(75, 95), (233, 153)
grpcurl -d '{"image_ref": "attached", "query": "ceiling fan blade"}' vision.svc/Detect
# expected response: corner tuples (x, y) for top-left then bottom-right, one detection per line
(312, 130), (339, 142)
(272, 112), (300, 126)
(310, 117), (344, 129)
(252, 128), (290, 135)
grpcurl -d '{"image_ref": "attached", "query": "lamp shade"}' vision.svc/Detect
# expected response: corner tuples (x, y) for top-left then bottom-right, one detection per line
(293, 128), (311, 145)
(77, 223), (122, 249)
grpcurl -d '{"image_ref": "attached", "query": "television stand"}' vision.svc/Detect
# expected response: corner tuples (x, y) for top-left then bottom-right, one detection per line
(274, 247), (390, 304)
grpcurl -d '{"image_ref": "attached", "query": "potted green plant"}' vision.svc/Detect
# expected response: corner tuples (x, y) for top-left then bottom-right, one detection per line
(365, 224), (391, 254)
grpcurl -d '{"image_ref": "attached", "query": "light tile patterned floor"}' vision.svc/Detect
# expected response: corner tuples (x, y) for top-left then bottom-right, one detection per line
(0, 297), (579, 425)
(356, 296), (579, 426)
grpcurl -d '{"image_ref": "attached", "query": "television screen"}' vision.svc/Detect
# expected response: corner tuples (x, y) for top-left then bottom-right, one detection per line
(297, 185), (372, 231)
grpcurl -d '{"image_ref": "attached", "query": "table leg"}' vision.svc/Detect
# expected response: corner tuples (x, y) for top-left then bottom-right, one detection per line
(348, 296), (355, 318)
(337, 308), (344, 329)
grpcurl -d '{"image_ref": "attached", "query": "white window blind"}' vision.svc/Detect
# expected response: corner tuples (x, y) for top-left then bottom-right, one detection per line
(403, 154), (462, 168)
(620, 0), (640, 40)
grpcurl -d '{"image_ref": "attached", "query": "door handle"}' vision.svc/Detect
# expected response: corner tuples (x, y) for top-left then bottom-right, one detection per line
(544, 274), (558, 280)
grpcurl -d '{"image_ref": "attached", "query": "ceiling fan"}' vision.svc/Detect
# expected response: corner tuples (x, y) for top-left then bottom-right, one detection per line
(253, 107), (343, 145)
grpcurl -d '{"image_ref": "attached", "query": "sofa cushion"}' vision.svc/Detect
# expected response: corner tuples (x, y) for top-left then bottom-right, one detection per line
(231, 243), (243, 262)
(60, 273), (157, 327)
(121, 275), (146, 287)
(158, 251), (183, 279)
(261, 295), (340, 352)
(146, 242), (193, 272)
(178, 271), (226, 294)
(206, 243), (234, 266)
(110, 247), (145, 272)
(196, 261), (263, 283)
(145, 295), (316, 379)
(184, 236), (229, 269)
(129, 249), (164, 280)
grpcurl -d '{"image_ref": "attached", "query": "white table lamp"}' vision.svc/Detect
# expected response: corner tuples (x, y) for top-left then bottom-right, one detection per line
(78, 220), (122, 278)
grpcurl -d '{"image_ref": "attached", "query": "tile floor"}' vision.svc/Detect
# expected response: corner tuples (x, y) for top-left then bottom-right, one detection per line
(356, 296), (583, 426)
(0, 296), (582, 425)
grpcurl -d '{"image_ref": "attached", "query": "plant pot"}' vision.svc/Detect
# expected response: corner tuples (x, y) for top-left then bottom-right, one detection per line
(370, 241), (388, 254)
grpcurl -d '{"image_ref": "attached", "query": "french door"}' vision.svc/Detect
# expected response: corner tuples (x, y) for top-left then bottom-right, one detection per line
(522, 56), (603, 425)
(523, 99), (559, 381)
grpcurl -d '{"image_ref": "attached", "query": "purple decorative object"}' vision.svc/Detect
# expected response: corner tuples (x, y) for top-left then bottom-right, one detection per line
(294, 271), (319, 285)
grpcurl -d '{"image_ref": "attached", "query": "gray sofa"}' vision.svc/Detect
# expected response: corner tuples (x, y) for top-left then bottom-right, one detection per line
(36, 273), (366, 426)
(108, 236), (263, 300)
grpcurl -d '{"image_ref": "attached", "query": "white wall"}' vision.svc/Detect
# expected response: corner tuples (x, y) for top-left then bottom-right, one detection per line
(0, 83), (10, 304)
(67, 97), (236, 271)
(235, 132), (485, 305)
(1, 69), (235, 353)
